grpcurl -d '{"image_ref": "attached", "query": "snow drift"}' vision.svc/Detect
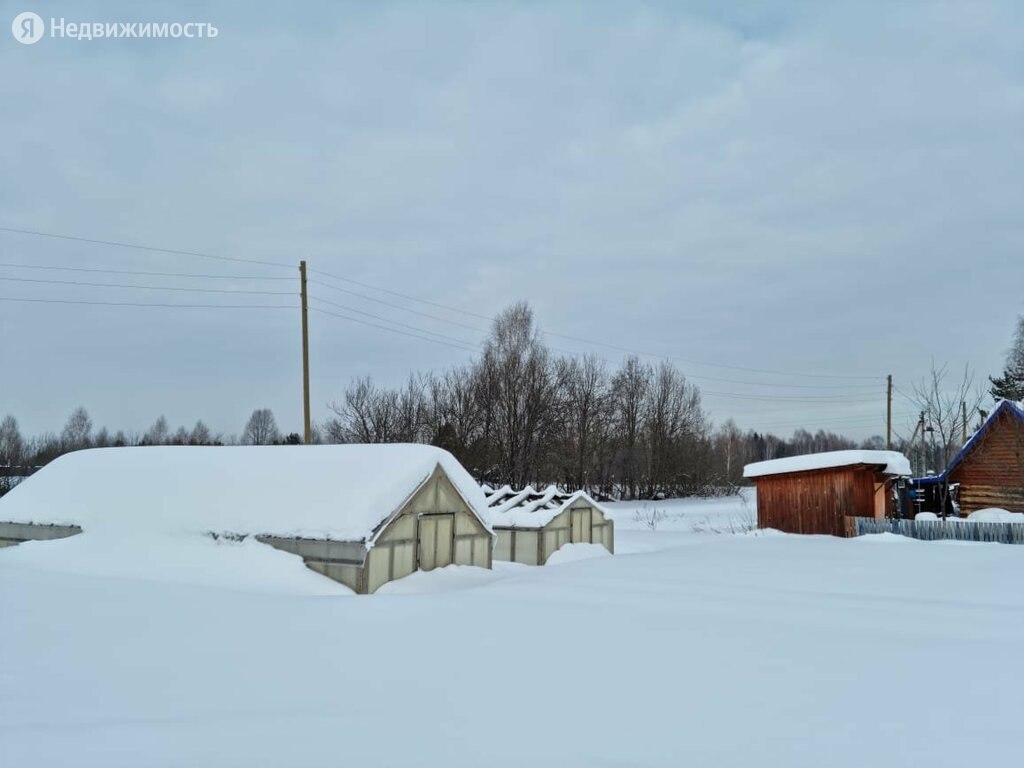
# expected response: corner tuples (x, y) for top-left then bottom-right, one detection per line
(0, 444), (489, 542)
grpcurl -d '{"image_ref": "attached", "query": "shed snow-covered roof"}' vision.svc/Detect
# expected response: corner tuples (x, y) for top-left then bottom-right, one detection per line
(481, 484), (607, 528)
(743, 450), (912, 480)
(0, 444), (489, 543)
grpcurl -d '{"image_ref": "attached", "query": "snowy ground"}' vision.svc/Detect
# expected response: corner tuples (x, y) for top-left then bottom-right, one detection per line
(605, 488), (757, 532)
(4, 491), (1024, 767)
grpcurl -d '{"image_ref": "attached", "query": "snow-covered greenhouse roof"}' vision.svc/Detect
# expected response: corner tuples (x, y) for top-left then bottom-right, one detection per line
(743, 449), (912, 480)
(480, 484), (608, 528)
(0, 444), (490, 542)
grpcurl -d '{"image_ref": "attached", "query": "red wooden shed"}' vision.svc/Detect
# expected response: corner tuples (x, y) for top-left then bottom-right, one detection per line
(744, 450), (912, 537)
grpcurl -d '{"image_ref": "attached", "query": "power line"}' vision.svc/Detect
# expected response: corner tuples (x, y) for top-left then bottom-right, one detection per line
(0, 224), (884, 384)
(894, 386), (919, 404)
(316, 301), (887, 404)
(541, 331), (883, 382)
(308, 294), (482, 349)
(548, 342), (881, 391)
(0, 262), (293, 281)
(731, 405), (921, 429)
(740, 414), (896, 428)
(0, 275), (294, 296)
(0, 226), (293, 270)
(740, 423), (887, 434)
(311, 267), (882, 382)
(309, 277), (486, 334)
(315, 273), (882, 391)
(312, 267), (493, 321)
(698, 390), (882, 403)
(0, 296), (296, 309)
(310, 306), (479, 353)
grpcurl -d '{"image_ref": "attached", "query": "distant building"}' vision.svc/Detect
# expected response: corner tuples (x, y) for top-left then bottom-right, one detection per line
(481, 484), (614, 564)
(0, 444), (494, 593)
(744, 450), (912, 536)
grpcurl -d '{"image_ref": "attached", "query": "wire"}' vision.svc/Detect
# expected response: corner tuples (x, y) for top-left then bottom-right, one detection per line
(308, 278), (486, 334)
(548, 342), (881, 391)
(0, 296), (296, 309)
(310, 267), (882, 381)
(0, 226), (293, 270)
(314, 277), (883, 391)
(0, 275), (294, 296)
(0, 224), (883, 383)
(312, 267), (493, 321)
(739, 415), (891, 429)
(0, 262), (293, 281)
(310, 306), (480, 353)
(894, 386), (920, 404)
(308, 294), (482, 348)
(697, 390), (882, 403)
(542, 332), (883, 381)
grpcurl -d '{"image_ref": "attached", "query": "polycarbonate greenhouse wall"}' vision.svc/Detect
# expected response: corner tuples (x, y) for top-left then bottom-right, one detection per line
(493, 500), (613, 565)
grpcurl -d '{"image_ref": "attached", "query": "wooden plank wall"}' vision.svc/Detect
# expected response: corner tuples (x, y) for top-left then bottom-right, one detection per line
(950, 411), (1024, 513)
(755, 466), (880, 537)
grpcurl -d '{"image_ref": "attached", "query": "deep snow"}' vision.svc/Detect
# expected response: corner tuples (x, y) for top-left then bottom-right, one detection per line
(481, 485), (611, 528)
(743, 448), (911, 478)
(0, 444), (489, 541)
(3, 491), (1024, 767)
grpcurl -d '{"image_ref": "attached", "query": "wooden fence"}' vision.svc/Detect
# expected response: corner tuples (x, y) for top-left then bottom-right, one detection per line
(852, 517), (1024, 545)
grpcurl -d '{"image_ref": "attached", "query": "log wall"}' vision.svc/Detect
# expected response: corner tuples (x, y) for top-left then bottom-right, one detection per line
(950, 410), (1024, 514)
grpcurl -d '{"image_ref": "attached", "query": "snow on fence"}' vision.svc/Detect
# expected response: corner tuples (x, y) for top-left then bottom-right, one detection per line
(853, 517), (1024, 545)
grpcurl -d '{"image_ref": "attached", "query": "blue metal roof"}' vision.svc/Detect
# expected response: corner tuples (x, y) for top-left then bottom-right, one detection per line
(910, 400), (1024, 485)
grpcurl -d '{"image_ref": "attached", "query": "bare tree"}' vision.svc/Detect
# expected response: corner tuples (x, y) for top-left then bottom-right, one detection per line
(394, 375), (430, 443)
(326, 377), (405, 443)
(558, 355), (610, 491)
(243, 408), (280, 446)
(610, 356), (651, 498)
(144, 415), (169, 446)
(427, 366), (482, 463)
(909, 362), (984, 473)
(0, 415), (25, 496)
(480, 302), (560, 487)
(712, 419), (745, 486)
(860, 435), (886, 450)
(0, 415), (24, 467)
(189, 420), (213, 445)
(60, 407), (93, 451)
(642, 362), (705, 497)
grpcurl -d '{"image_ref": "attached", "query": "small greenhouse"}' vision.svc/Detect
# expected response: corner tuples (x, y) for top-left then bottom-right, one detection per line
(481, 484), (614, 565)
(0, 444), (494, 593)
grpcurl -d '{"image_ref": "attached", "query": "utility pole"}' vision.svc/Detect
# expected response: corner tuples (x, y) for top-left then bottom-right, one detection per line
(961, 401), (968, 445)
(919, 411), (927, 475)
(299, 260), (312, 445)
(886, 374), (893, 450)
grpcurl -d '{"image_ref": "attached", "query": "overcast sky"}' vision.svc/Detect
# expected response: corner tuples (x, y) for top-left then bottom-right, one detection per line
(2, 0), (1022, 442)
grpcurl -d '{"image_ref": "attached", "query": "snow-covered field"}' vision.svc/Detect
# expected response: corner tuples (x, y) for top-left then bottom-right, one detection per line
(4, 492), (1024, 767)
(604, 488), (758, 536)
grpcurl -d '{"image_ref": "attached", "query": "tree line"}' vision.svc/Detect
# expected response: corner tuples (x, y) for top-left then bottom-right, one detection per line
(321, 303), (864, 497)
(0, 407), (302, 496)
(4, 304), (1019, 499)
